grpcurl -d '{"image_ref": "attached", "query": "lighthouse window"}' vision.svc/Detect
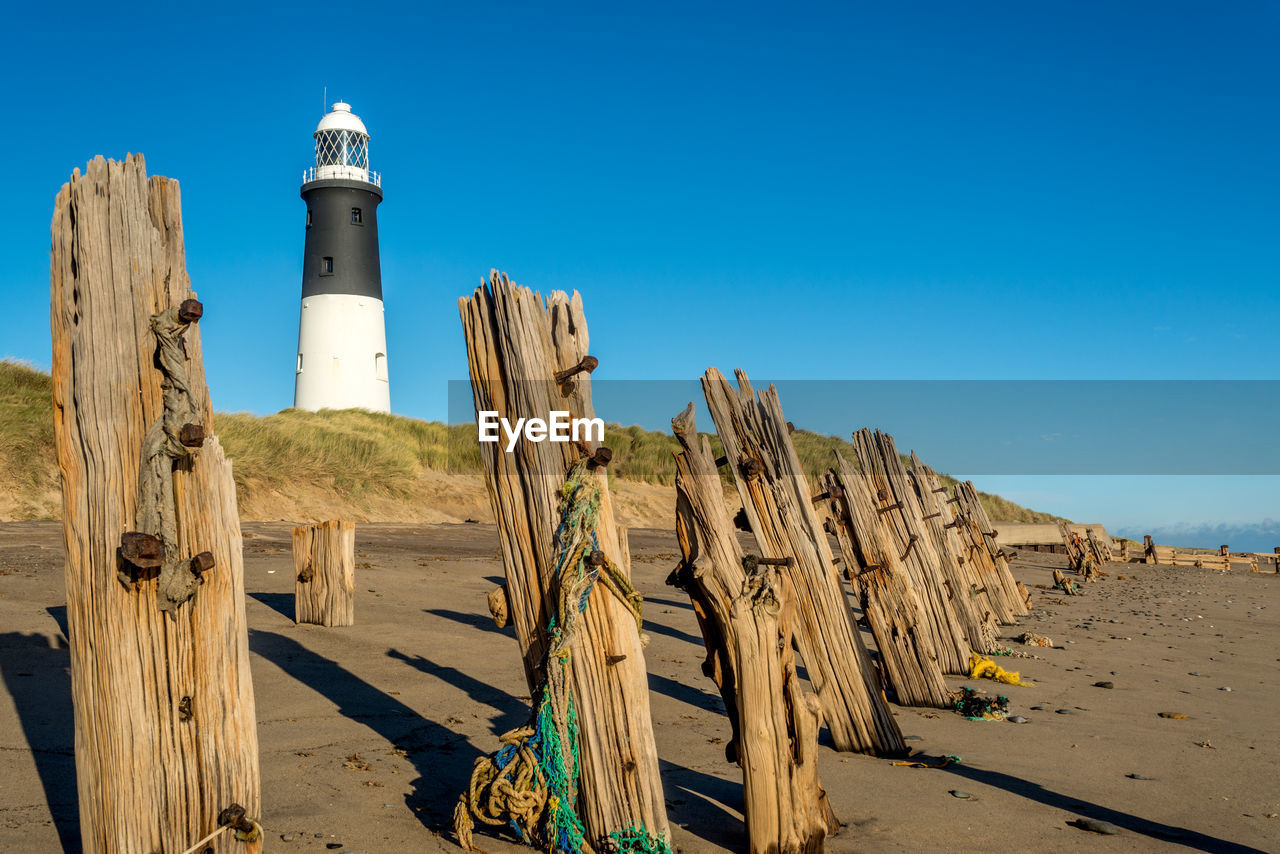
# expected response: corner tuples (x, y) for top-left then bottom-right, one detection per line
(306, 209), (312, 228)
(351, 207), (362, 225)
(321, 256), (334, 275)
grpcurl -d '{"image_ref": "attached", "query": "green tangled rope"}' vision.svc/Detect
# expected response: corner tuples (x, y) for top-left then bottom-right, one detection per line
(455, 462), (666, 854)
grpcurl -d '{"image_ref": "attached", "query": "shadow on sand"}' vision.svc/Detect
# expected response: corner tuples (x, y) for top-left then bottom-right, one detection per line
(387, 648), (528, 735)
(660, 758), (743, 850)
(0, 616), (80, 853)
(248, 591), (294, 621)
(248, 629), (476, 831)
(943, 761), (1268, 853)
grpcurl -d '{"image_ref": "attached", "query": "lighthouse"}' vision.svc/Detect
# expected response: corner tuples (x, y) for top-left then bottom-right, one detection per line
(294, 101), (390, 412)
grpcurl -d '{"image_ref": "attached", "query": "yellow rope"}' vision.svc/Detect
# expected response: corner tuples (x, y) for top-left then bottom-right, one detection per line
(968, 651), (1034, 686)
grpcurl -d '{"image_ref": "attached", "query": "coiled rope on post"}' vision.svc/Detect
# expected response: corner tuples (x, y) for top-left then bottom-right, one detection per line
(454, 461), (666, 854)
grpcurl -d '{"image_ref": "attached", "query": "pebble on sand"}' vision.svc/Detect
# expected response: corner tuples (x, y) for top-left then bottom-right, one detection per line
(1007, 715), (1029, 724)
(1074, 819), (1123, 835)
(1093, 681), (1114, 689)
(1056, 708), (1074, 715)
(949, 790), (972, 799)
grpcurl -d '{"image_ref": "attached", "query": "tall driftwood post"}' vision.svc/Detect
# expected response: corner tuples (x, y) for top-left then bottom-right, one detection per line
(457, 272), (668, 848)
(50, 155), (260, 853)
(702, 368), (905, 756)
(851, 430), (971, 674)
(294, 520), (356, 626)
(904, 455), (1005, 639)
(955, 481), (1029, 613)
(671, 405), (836, 853)
(910, 458), (1019, 626)
(821, 456), (953, 708)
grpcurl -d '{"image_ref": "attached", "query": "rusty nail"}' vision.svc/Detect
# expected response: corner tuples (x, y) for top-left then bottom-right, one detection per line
(218, 803), (258, 839)
(876, 487), (891, 502)
(178, 696), (192, 721)
(899, 534), (919, 561)
(831, 556), (842, 565)
(190, 551), (215, 577)
(586, 446), (613, 470)
(985, 529), (998, 538)
(822, 519), (837, 536)
(121, 532), (165, 569)
(605, 653), (627, 666)
(876, 501), (903, 515)
(179, 422), (205, 448)
(713, 455), (729, 468)
(554, 355), (599, 384)
(588, 549), (606, 568)
(932, 486), (948, 495)
(944, 519), (961, 529)
(922, 511), (941, 520)
(177, 299), (203, 324)
(811, 490), (832, 504)
(947, 496), (960, 504)
(740, 458), (764, 479)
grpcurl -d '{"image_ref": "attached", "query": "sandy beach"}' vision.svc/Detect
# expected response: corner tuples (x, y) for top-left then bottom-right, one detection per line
(1, 521), (1276, 853)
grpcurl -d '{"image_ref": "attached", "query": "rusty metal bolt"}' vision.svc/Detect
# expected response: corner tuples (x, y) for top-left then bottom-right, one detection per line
(943, 519), (961, 530)
(190, 551), (215, 578)
(713, 455), (729, 468)
(587, 549), (606, 568)
(179, 422), (205, 448)
(876, 501), (903, 515)
(876, 487), (891, 502)
(739, 457), (765, 480)
(947, 496), (960, 505)
(985, 529), (998, 539)
(933, 486), (949, 495)
(554, 355), (599, 384)
(605, 653), (627, 666)
(177, 299), (203, 324)
(899, 534), (920, 561)
(822, 518), (837, 536)
(922, 511), (942, 520)
(586, 446), (613, 470)
(121, 531), (166, 569)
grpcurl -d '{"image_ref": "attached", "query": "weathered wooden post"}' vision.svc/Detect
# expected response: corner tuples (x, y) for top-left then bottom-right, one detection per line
(455, 272), (668, 851)
(1144, 535), (1156, 564)
(293, 520), (356, 626)
(702, 368), (905, 756)
(821, 455), (954, 708)
(1274, 546), (1279, 573)
(907, 455), (1011, 632)
(850, 430), (970, 674)
(50, 155), (260, 853)
(954, 481), (1029, 612)
(671, 404), (837, 853)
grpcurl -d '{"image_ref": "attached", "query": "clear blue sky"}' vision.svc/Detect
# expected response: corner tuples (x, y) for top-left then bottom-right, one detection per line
(2, 2), (1277, 547)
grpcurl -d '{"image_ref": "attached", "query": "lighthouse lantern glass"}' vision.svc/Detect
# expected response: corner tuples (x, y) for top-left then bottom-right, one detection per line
(315, 129), (368, 170)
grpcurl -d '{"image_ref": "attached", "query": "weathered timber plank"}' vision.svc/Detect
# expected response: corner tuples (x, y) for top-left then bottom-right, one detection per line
(293, 520), (356, 626)
(702, 368), (904, 756)
(458, 272), (668, 846)
(50, 155), (259, 854)
(672, 404), (835, 853)
(851, 430), (971, 674)
(823, 456), (954, 708)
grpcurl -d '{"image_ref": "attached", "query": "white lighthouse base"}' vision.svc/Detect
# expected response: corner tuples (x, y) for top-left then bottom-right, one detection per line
(294, 294), (391, 412)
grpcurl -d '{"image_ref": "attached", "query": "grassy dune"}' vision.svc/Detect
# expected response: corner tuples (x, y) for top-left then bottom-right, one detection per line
(0, 360), (1062, 524)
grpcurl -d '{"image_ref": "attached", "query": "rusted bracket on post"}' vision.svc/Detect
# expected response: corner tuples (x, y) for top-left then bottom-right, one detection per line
(742, 554), (793, 574)
(218, 803), (262, 843)
(554, 354), (598, 385)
